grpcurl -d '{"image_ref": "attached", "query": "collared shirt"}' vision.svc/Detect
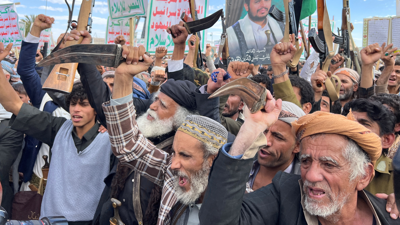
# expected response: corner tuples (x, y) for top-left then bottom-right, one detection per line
(175, 203), (202, 225)
(10, 103), (101, 154)
(72, 122), (100, 153)
(248, 17), (274, 49)
(246, 160), (294, 193)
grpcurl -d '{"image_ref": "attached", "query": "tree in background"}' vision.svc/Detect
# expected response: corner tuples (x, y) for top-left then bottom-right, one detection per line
(21, 15), (37, 37)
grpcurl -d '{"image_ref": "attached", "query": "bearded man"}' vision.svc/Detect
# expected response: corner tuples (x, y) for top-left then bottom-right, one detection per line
(227, 0), (284, 60)
(333, 68), (360, 108)
(102, 45), (232, 225)
(200, 107), (397, 224)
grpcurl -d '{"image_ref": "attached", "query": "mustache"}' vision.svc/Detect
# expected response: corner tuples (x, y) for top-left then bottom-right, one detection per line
(303, 180), (331, 194)
(147, 109), (158, 120)
(172, 169), (189, 179)
(257, 7), (269, 13)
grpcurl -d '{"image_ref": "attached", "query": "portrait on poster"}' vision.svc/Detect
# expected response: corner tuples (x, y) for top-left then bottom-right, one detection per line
(227, 0), (284, 65)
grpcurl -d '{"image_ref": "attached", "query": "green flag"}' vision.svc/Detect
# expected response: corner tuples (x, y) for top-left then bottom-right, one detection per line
(272, 0), (317, 20)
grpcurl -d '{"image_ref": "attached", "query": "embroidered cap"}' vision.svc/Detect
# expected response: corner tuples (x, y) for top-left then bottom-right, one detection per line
(178, 115), (228, 152)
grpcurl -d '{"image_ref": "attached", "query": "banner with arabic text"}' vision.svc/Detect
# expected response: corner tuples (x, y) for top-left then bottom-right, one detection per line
(0, 4), (23, 47)
(145, 0), (208, 54)
(18, 21), (25, 38)
(105, 16), (142, 46)
(108, 0), (147, 19)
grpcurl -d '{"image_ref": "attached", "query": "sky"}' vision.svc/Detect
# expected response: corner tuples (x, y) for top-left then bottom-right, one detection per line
(0, 0), (398, 48)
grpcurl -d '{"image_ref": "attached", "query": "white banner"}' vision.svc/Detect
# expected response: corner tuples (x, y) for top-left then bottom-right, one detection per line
(108, 0), (147, 19)
(18, 21), (25, 38)
(0, 4), (23, 47)
(105, 16), (143, 46)
(144, 0), (209, 54)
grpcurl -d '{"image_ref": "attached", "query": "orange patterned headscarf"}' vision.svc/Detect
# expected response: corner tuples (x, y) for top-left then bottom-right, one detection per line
(291, 111), (382, 165)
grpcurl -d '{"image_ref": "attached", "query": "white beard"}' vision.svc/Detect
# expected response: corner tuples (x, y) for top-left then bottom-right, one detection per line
(172, 161), (210, 205)
(303, 180), (349, 221)
(137, 109), (174, 138)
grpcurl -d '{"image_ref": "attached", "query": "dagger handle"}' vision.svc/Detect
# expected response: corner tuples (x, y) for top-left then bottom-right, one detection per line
(317, 0), (324, 30)
(65, 0), (93, 47)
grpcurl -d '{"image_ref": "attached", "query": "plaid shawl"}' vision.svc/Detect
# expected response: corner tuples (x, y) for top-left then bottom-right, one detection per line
(103, 100), (178, 225)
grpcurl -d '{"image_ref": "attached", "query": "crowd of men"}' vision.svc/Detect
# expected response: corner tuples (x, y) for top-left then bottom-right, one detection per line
(1, 10), (400, 225)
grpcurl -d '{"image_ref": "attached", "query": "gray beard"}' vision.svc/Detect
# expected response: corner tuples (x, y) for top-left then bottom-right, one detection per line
(339, 87), (354, 101)
(172, 160), (211, 205)
(302, 180), (348, 221)
(137, 109), (174, 138)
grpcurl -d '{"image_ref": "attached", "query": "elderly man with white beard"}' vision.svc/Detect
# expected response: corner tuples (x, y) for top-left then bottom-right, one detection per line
(101, 44), (241, 225)
(199, 107), (397, 223)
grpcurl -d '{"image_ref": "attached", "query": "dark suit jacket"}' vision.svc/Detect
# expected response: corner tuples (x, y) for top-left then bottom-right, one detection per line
(199, 151), (397, 225)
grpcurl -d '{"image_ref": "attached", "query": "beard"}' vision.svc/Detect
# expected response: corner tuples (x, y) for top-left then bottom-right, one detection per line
(247, 7), (269, 22)
(339, 86), (354, 101)
(137, 106), (190, 138)
(137, 109), (175, 138)
(172, 160), (211, 205)
(303, 180), (349, 221)
(222, 104), (239, 118)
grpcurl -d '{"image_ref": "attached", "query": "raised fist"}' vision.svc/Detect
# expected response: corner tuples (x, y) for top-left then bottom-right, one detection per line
(360, 43), (382, 66)
(33, 14), (54, 32)
(167, 21), (189, 46)
(155, 47), (168, 59)
(115, 35), (126, 46)
(188, 35), (197, 50)
(227, 61), (254, 80)
(205, 44), (212, 57)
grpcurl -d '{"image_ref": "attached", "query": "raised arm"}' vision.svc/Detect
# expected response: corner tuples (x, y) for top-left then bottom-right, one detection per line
(360, 43), (382, 90)
(103, 45), (171, 186)
(17, 14), (54, 108)
(0, 42), (65, 146)
(184, 35), (197, 67)
(270, 34), (302, 108)
(375, 43), (399, 94)
(200, 91), (282, 225)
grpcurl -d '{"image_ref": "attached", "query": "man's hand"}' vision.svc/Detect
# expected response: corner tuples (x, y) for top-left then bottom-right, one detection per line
(381, 43), (399, 67)
(311, 70), (329, 93)
(152, 70), (167, 83)
(188, 35), (197, 50)
(244, 91), (282, 130)
(227, 61), (254, 80)
(0, 42), (13, 62)
(35, 50), (43, 63)
(207, 68), (228, 94)
(251, 65), (259, 76)
(155, 46), (167, 59)
(270, 34), (297, 66)
(376, 193), (399, 219)
(205, 44), (212, 57)
(167, 21), (189, 46)
(98, 125), (107, 133)
(68, 29), (92, 44)
(361, 43), (382, 66)
(330, 54), (345, 73)
(114, 35), (126, 46)
(30, 14), (54, 37)
(116, 45), (153, 77)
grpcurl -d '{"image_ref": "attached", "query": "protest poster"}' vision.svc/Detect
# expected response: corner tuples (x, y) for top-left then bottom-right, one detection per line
(226, 0), (316, 65)
(18, 21), (25, 38)
(38, 28), (51, 49)
(145, 0), (209, 54)
(105, 16), (141, 46)
(108, 0), (147, 19)
(0, 3), (23, 47)
(362, 16), (400, 54)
